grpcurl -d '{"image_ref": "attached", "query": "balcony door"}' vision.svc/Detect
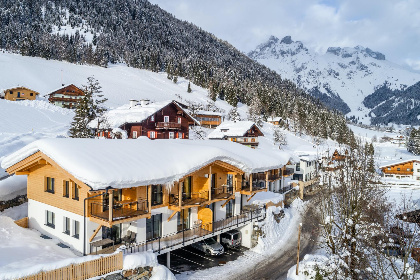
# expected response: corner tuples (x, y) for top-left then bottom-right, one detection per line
(146, 214), (162, 240)
(211, 174), (216, 195)
(177, 209), (190, 232)
(183, 176), (192, 200)
(102, 224), (121, 246)
(102, 189), (122, 211)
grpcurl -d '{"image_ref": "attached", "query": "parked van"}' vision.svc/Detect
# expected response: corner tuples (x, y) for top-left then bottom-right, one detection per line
(191, 238), (224, 256)
(221, 230), (241, 249)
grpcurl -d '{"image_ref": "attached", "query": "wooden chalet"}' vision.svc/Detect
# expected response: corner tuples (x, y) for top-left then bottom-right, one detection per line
(2, 138), (284, 255)
(194, 110), (223, 128)
(47, 84), (85, 109)
(1, 86), (40, 101)
(96, 100), (198, 140)
(207, 121), (264, 148)
(380, 160), (420, 180)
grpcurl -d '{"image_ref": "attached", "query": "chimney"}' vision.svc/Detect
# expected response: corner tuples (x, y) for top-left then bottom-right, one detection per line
(129, 100), (139, 108)
(140, 99), (150, 106)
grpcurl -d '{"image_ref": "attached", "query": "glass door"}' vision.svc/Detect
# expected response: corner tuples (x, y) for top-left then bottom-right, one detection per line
(183, 176), (192, 200)
(146, 214), (162, 240)
(211, 174), (216, 195)
(101, 224), (122, 246)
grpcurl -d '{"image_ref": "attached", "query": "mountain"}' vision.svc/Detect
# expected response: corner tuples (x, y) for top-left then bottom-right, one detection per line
(248, 36), (420, 124)
(0, 0), (352, 144)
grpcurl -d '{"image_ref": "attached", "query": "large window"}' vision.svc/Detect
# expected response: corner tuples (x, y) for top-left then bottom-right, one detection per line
(46, 177), (55, 193)
(226, 199), (234, 218)
(146, 214), (162, 240)
(177, 209), (190, 232)
(183, 176), (192, 200)
(73, 220), (80, 239)
(46, 210), (55, 228)
(63, 217), (70, 235)
(151, 185), (163, 206)
(63, 181), (69, 198)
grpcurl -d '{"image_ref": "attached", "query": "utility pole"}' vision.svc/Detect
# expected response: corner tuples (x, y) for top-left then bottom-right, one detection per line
(296, 223), (302, 275)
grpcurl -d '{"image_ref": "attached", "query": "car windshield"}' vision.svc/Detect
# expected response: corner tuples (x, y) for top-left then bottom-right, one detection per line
(206, 238), (216, 245)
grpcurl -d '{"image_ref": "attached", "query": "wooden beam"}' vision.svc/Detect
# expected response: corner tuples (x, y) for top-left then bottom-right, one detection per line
(247, 193), (256, 202)
(108, 189), (114, 222)
(209, 166), (212, 201)
(148, 185), (152, 212)
(178, 182), (182, 209)
(15, 171), (30, 175)
(221, 197), (233, 208)
(249, 174), (253, 192)
(167, 210), (179, 222)
(89, 225), (102, 242)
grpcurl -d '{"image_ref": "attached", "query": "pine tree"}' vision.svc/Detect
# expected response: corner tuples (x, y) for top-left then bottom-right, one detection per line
(273, 127), (287, 149)
(227, 106), (241, 122)
(69, 77), (107, 138)
(187, 82), (192, 93)
(407, 128), (420, 155)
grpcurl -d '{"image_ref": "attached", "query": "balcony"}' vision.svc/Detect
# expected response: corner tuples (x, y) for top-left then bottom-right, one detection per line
(282, 168), (294, 177)
(268, 173), (280, 181)
(90, 198), (149, 224)
(169, 190), (209, 207)
(211, 185), (234, 200)
(156, 122), (181, 130)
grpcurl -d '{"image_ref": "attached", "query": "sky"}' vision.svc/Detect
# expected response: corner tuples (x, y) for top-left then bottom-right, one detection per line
(149, 0), (420, 71)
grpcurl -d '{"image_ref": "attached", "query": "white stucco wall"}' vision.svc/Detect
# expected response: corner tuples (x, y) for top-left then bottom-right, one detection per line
(239, 222), (253, 248)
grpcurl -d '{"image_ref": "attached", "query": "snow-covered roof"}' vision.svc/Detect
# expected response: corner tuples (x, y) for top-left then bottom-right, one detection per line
(379, 159), (420, 169)
(196, 110), (223, 116)
(46, 84), (81, 96)
(2, 86), (40, 95)
(207, 121), (261, 139)
(1, 138), (287, 190)
(90, 100), (198, 129)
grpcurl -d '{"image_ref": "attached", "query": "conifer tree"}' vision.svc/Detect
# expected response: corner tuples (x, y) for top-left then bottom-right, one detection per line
(69, 76), (107, 138)
(227, 106), (241, 122)
(187, 82), (192, 93)
(407, 128), (420, 155)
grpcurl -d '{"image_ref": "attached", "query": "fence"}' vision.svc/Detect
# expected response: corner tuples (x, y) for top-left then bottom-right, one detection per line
(16, 252), (123, 280)
(14, 216), (29, 228)
(122, 207), (265, 255)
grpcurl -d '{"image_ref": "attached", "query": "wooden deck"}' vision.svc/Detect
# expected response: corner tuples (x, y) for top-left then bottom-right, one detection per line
(91, 208), (148, 221)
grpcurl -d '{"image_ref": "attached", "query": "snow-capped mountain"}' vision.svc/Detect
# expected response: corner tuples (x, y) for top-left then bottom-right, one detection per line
(248, 36), (420, 124)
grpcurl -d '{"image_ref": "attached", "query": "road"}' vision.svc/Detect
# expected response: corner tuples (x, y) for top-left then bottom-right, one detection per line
(232, 199), (319, 280)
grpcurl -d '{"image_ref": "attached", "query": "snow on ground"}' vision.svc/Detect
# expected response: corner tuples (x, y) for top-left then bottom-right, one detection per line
(123, 252), (176, 280)
(0, 216), (78, 279)
(249, 191), (284, 206)
(0, 202), (27, 221)
(177, 199), (305, 280)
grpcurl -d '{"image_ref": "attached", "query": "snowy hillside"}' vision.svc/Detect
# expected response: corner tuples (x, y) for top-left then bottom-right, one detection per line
(248, 36), (420, 124)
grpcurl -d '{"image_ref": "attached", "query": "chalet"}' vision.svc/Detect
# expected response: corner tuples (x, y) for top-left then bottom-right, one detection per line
(1, 87), (40, 101)
(267, 117), (282, 126)
(2, 138), (285, 255)
(380, 160), (420, 180)
(194, 110), (223, 128)
(92, 100), (199, 139)
(46, 84), (85, 109)
(287, 154), (318, 182)
(207, 121), (264, 148)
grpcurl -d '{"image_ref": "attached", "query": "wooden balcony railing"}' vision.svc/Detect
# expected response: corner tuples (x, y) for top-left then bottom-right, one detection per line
(156, 122), (181, 129)
(169, 190), (209, 206)
(211, 185), (233, 200)
(90, 198), (148, 222)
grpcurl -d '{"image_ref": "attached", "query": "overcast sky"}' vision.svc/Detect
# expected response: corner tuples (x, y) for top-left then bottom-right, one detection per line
(149, 0), (420, 71)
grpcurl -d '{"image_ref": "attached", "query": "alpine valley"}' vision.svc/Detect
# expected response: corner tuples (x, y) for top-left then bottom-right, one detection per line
(248, 36), (420, 126)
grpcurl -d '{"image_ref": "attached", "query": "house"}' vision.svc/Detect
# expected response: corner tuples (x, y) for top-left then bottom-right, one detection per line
(93, 100), (199, 139)
(46, 84), (85, 109)
(380, 160), (420, 180)
(194, 110), (223, 128)
(287, 155), (318, 182)
(1, 87), (40, 101)
(2, 138), (285, 255)
(207, 121), (264, 148)
(267, 117), (282, 126)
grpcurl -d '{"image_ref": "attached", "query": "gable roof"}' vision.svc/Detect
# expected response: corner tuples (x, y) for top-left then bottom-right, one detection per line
(207, 121), (264, 139)
(46, 84), (84, 96)
(380, 159), (420, 169)
(90, 100), (199, 129)
(1, 138), (287, 190)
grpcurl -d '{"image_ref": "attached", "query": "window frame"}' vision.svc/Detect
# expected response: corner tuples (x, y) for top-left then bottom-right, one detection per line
(73, 183), (79, 201)
(46, 210), (55, 228)
(73, 220), (80, 239)
(132, 131), (138, 139)
(46, 177), (55, 194)
(63, 217), (70, 235)
(164, 116), (169, 123)
(63, 181), (70, 198)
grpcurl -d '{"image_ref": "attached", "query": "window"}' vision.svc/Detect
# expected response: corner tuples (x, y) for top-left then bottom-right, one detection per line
(151, 185), (163, 206)
(46, 210), (55, 228)
(30, 93), (34, 96)
(149, 131), (156, 139)
(177, 117), (181, 124)
(296, 163), (300, 171)
(244, 138), (248, 142)
(417, 177), (420, 180)
(150, 115), (155, 121)
(418, 169), (420, 172)
(178, 132), (183, 139)
(388, 167), (391, 170)
(63, 217), (70, 235)
(183, 176), (192, 200)
(164, 116), (169, 123)
(73, 184), (79, 201)
(63, 181), (69, 198)
(46, 177), (55, 193)
(407, 168), (410, 171)
(73, 220), (80, 239)
(397, 168), (401, 171)
(132, 131), (138, 139)
(146, 214), (162, 240)
(169, 132), (174, 139)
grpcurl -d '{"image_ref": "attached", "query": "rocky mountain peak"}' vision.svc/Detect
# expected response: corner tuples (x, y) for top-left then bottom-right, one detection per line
(280, 36), (293, 44)
(248, 35), (307, 59)
(327, 46), (385, 60)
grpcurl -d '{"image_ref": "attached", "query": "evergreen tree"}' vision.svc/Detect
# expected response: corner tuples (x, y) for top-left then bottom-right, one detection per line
(407, 128), (420, 155)
(187, 82), (192, 93)
(227, 106), (241, 122)
(273, 127), (287, 149)
(69, 76), (107, 138)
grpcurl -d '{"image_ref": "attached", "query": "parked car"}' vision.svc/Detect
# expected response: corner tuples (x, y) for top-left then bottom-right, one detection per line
(191, 238), (224, 256)
(221, 230), (241, 249)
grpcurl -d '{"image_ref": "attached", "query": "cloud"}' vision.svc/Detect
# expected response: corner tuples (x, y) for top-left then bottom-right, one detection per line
(150, 0), (420, 70)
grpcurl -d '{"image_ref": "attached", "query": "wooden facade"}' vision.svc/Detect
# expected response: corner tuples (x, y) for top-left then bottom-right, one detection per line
(102, 101), (196, 140)
(226, 124), (264, 148)
(381, 160), (420, 179)
(195, 113), (222, 128)
(47, 84), (85, 109)
(2, 86), (39, 101)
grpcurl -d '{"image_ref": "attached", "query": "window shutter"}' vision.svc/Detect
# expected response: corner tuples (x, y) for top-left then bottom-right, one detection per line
(147, 131), (150, 138)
